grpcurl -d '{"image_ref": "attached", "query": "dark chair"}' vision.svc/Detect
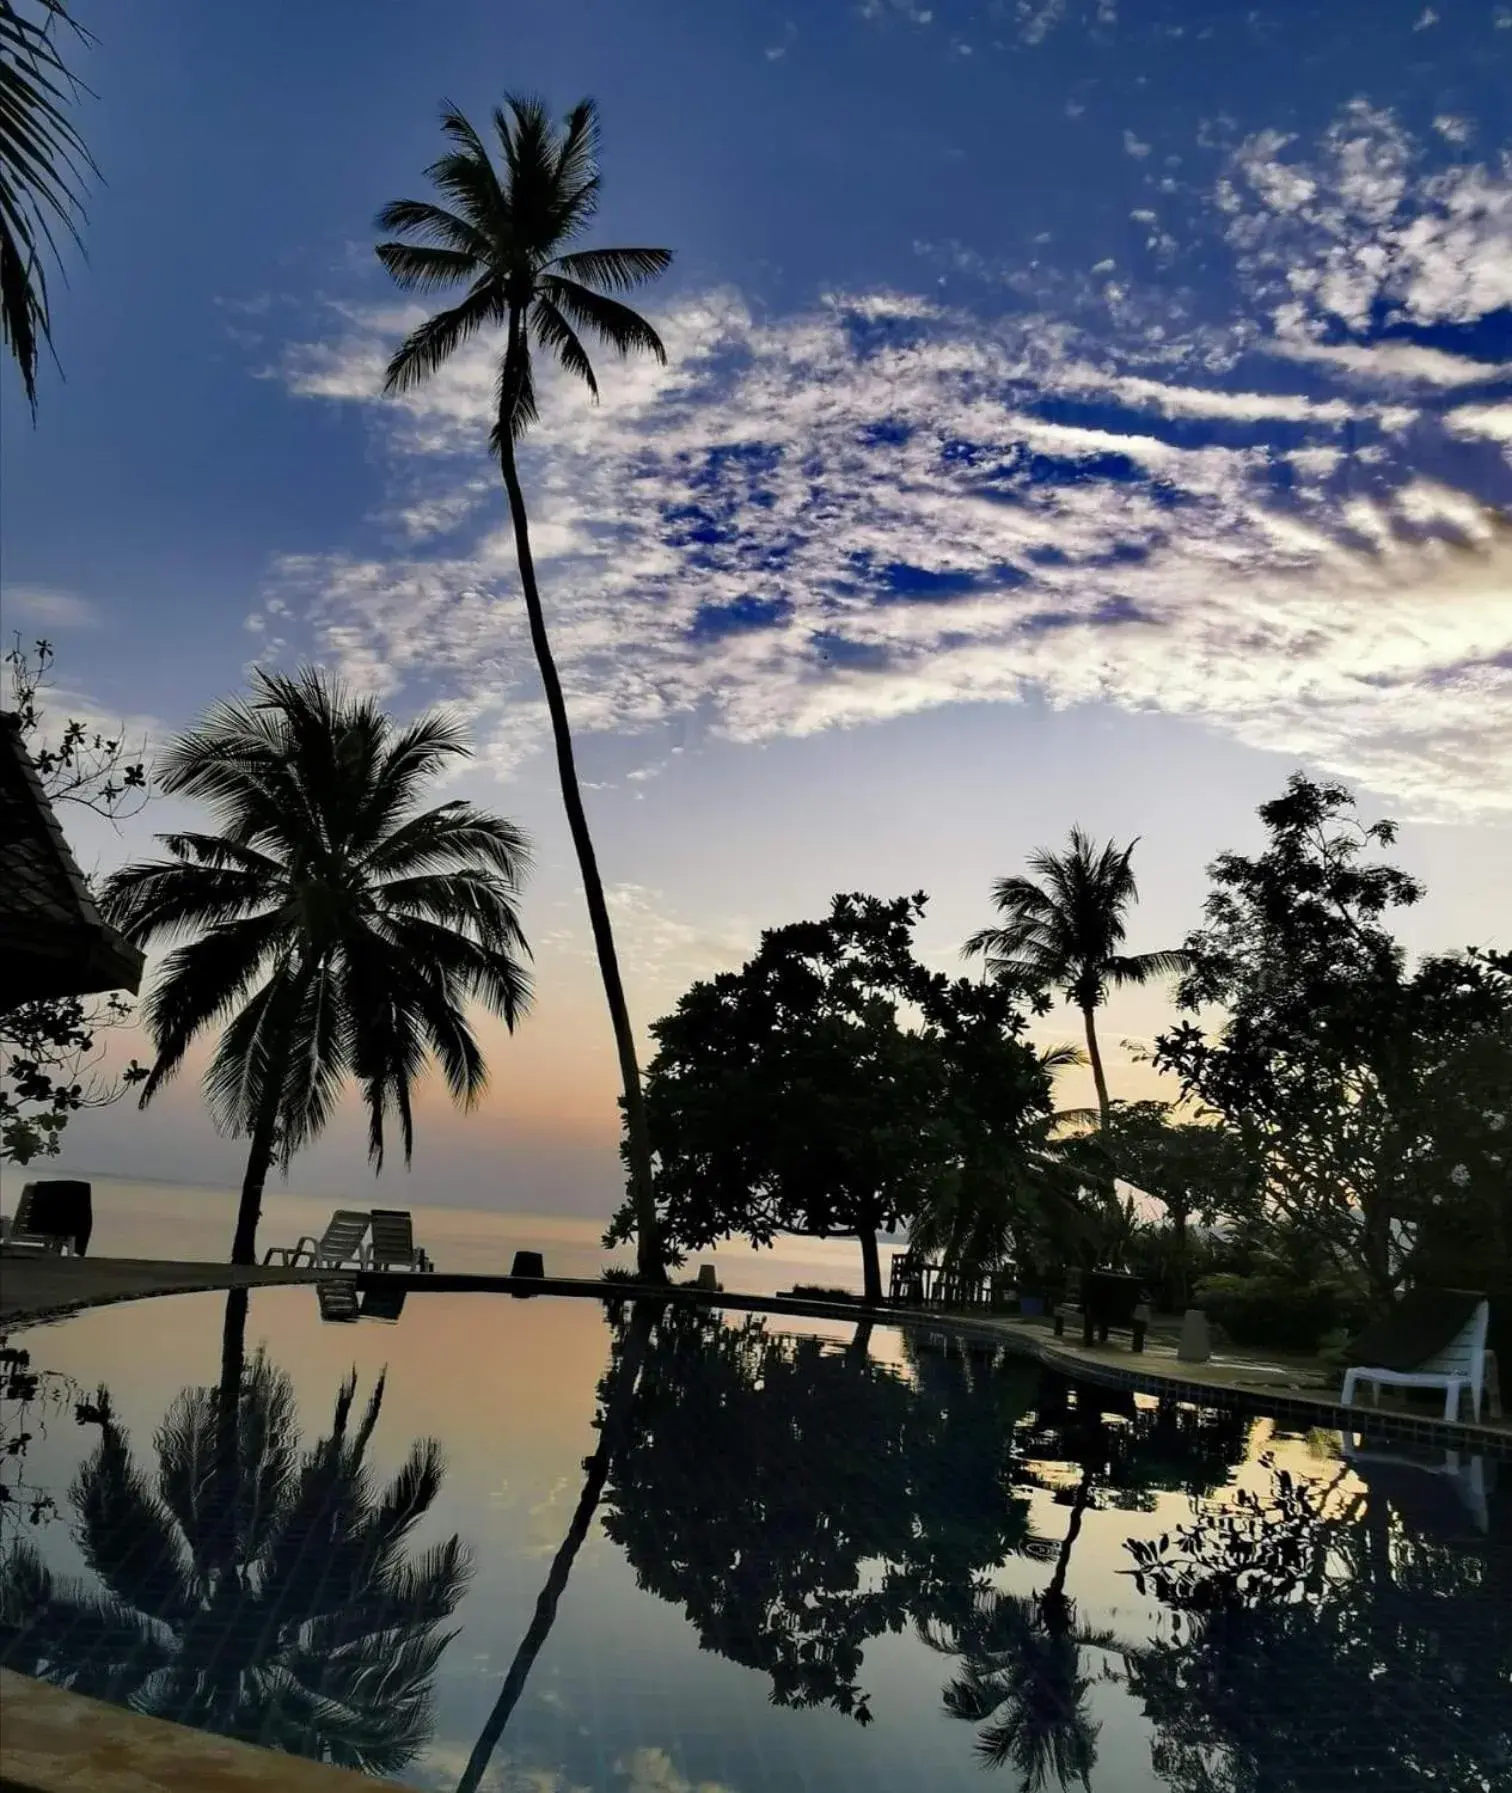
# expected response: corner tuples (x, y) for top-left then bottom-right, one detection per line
(316, 1280), (360, 1323)
(511, 1250), (545, 1279)
(5, 1181), (92, 1256)
(1055, 1269), (1149, 1352)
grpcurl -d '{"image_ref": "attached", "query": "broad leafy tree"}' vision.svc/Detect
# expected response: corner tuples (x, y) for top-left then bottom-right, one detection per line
(1155, 774), (1512, 1312)
(598, 1306), (1038, 1726)
(99, 669), (532, 1264)
(964, 828), (1188, 1127)
(609, 892), (1058, 1303)
(377, 97), (672, 1281)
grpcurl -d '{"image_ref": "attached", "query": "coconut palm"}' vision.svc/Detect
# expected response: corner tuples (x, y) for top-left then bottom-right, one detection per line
(964, 828), (1188, 1128)
(0, 1299), (471, 1777)
(1, 0), (96, 409)
(376, 97), (672, 1281)
(98, 667), (532, 1265)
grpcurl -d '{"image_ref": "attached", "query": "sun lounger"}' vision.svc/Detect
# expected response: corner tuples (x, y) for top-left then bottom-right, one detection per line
(316, 1279), (360, 1323)
(262, 1208), (372, 1269)
(2, 1182), (92, 1256)
(1342, 1288), (1490, 1423)
(368, 1208), (433, 1273)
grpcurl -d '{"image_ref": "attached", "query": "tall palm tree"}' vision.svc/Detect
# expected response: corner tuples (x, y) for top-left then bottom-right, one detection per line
(376, 98), (672, 1282)
(0, 1302), (471, 1777)
(0, 0), (96, 409)
(99, 668), (533, 1266)
(457, 1297), (660, 1793)
(964, 828), (1188, 1128)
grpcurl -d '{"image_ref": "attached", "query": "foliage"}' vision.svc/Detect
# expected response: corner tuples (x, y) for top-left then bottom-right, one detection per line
(376, 97), (673, 1281)
(1156, 775), (1512, 1307)
(1, 639), (148, 1163)
(1122, 1451), (1512, 1792)
(964, 827), (1188, 1123)
(599, 1307), (1038, 1725)
(605, 892), (1064, 1302)
(0, 1320), (470, 1777)
(98, 669), (533, 1263)
(0, 1340), (81, 1536)
(0, 0), (96, 410)
(1196, 1269), (1367, 1354)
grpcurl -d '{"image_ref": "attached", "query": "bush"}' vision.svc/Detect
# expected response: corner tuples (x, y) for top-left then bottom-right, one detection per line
(1196, 1270), (1369, 1354)
(786, 1284), (866, 1305)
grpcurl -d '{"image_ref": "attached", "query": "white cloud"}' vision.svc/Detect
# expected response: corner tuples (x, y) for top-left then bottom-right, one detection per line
(263, 99), (1512, 825)
(1269, 338), (1512, 388)
(615, 1749), (738, 1793)
(1445, 402), (1512, 446)
(1123, 130), (1152, 160)
(2, 584), (100, 630)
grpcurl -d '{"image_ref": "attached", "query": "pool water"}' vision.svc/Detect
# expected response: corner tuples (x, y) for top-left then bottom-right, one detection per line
(1, 1288), (1508, 1793)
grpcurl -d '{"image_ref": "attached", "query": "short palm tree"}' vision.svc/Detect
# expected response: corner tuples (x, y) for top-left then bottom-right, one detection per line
(0, 1311), (470, 1776)
(1, 0), (96, 409)
(99, 668), (532, 1265)
(375, 98), (671, 1281)
(964, 828), (1188, 1127)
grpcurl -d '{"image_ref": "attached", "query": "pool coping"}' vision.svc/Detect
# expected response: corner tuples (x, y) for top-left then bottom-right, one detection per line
(1, 1263), (1508, 1793)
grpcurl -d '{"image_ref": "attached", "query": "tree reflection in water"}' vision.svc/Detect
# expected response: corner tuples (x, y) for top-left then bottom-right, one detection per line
(1124, 1445), (1512, 1793)
(0, 1290), (470, 1779)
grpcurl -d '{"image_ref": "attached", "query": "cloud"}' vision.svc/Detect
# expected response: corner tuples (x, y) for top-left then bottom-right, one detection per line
(615, 1749), (738, 1793)
(2, 584), (100, 630)
(264, 104), (1512, 824)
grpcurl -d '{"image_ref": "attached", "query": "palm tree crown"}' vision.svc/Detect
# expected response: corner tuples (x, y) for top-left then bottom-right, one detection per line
(377, 95), (671, 447)
(964, 827), (1188, 1125)
(1, 0), (96, 410)
(99, 668), (532, 1260)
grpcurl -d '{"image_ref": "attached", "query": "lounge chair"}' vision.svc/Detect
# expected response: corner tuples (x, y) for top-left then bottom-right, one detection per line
(1342, 1288), (1490, 1423)
(368, 1208), (433, 1273)
(2, 1182), (92, 1256)
(316, 1279), (361, 1323)
(262, 1208), (372, 1269)
(1340, 1433), (1494, 1535)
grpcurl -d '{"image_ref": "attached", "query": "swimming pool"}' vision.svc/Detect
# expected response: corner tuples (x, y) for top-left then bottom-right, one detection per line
(1, 1287), (1508, 1792)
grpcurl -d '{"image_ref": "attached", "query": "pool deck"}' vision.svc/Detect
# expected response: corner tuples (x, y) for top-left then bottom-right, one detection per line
(3, 1250), (1508, 1455)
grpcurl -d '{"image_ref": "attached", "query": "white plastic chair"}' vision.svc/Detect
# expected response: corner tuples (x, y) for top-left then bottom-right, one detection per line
(262, 1208), (372, 1269)
(1342, 1297), (1490, 1422)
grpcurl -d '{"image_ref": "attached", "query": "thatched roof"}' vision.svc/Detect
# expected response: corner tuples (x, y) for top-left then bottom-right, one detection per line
(0, 712), (144, 1011)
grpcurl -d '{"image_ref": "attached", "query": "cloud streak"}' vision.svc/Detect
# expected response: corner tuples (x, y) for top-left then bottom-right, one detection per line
(262, 105), (1512, 820)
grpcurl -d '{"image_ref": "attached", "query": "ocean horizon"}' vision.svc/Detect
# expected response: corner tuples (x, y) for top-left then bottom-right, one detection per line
(1, 1171), (888, 1299)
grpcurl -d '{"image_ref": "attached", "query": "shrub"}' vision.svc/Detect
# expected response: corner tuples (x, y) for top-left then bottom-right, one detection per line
(1196, 1270), (1369, 1354)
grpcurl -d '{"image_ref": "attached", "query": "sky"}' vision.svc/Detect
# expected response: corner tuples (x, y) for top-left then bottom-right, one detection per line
(2, 0), (1510, 1218)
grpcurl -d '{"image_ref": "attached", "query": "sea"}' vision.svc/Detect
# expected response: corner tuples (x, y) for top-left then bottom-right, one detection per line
(0, 1172), (887, 1299)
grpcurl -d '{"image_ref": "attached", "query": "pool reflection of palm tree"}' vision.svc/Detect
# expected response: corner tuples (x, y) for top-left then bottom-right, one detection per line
(923, 1455), (1115, 1790)
(0, 1292), (470, 1778)
(456, 1298), (661, 1793)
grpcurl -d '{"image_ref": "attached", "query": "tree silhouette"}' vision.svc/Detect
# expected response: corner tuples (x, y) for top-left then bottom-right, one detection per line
(377, 97), (672, 1282)
(0, 1293), (470, 1777)
(100, 669), (532, 1264)
(965, 828), (1187, 1129)
(597, 1306), (1038, 1725)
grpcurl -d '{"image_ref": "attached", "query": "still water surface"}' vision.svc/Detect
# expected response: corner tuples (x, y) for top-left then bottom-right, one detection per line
(1, 1288), (1508, 1793)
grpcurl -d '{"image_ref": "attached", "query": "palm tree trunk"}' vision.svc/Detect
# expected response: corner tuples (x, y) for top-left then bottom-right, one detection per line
(230, 1092), (281, 1266)
(1081, 1004), (1111, 1130)
(210, 1288), (249, 1568)
(457, 1300), (660, 1793)
(496, 349), (663, 1284)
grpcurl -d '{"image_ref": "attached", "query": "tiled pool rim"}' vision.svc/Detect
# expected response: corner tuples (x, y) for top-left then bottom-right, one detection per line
(1, 1267), (1508, 1793)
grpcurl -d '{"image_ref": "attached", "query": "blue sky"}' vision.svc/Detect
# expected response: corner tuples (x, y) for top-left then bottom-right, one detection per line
(4, 0), (1510, 1213)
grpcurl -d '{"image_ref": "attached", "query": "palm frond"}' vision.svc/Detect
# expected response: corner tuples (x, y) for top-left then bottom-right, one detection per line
(373, 240), (479, 293)
(489, 335), (537, 448)
(531, 291), (598, 396)
(382, 278), (504, 396)
(550, 246), (672, 292)
(1104, 948), (1193, 987)
(373, 195), (492, 258)
(539, 273), (666, 362)
(137, 914), (288, 1104)
(363, 802), (531, 880)
(0, 0), (97, 409)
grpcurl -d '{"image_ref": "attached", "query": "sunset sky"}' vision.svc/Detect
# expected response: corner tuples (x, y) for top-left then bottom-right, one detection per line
(3, 0), (1509, 1218)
